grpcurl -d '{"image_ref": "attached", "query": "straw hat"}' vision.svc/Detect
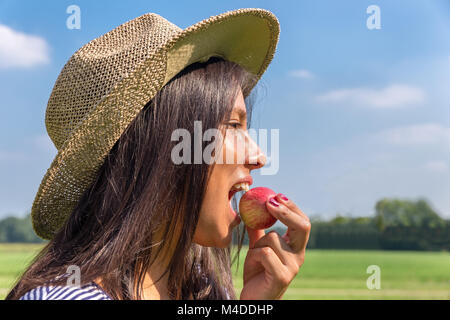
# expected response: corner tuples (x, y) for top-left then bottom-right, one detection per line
(32, 8), (280, 239)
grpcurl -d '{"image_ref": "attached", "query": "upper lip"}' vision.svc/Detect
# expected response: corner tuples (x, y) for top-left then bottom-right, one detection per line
(228, 175), (253, 200)
(230, 175), (253, 190)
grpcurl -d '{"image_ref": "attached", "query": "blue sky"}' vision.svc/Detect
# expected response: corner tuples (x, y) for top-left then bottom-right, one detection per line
(0, 0), (449, 220)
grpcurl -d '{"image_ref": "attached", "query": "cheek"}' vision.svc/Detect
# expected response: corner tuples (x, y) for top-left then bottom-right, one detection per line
(198, 185), (228, 227)
(194, 206), (229, 247)
(193, 167), (234, 246)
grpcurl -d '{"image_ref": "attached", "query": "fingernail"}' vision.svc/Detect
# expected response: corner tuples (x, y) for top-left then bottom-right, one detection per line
(269, 198), (280, 207)
(279, 194), (288, 201)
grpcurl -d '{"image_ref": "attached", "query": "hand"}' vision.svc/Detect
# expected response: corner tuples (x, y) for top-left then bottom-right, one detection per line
(240, 194), (311, 300)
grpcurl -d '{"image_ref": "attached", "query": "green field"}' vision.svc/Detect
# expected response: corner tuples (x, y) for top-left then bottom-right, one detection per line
(1, 243), (449, 299)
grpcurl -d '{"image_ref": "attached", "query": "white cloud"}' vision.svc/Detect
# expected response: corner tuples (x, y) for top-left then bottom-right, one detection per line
(377, 123), (450, 146)
(424, 160), (449, 173)
(0, 24), (50, 69)
(316, 84), (426, 108)
(289, 69), (315, 79)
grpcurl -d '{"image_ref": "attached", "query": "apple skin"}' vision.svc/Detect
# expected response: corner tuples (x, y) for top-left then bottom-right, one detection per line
(239, 187), (278, 229)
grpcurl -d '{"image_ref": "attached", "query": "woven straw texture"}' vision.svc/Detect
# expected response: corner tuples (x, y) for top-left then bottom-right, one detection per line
(32, 8), (280, 239)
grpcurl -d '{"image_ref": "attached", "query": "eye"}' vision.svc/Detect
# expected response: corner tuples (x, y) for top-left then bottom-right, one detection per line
(227, 122), (242, 129)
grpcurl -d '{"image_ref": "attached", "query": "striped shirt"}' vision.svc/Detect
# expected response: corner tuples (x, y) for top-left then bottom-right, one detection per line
(19, 282), (112, 300)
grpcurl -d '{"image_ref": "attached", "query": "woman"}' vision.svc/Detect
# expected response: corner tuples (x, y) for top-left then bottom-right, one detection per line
(7, 9), (310, 300)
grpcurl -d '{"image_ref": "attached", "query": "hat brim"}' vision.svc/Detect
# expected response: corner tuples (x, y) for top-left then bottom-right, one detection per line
(31, 8), (280, 239)
(163, 8), (280, 90)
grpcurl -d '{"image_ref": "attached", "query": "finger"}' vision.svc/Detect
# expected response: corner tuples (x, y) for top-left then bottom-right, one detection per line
(246, 226), (266, 249)
(253, 231), (293, 266)
(272, 194), (311, 250)
(266, 199), (311, 252)
(246, 247), (290, 289)
(266, 198), (310, 232)
(274, 194), (310, 222)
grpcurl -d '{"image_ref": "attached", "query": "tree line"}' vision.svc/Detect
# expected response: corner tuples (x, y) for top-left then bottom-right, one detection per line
(251, 198), (450, 251)
(293, 198), (449, 251)
(0, 214), (45, 243)
(1, 198), (449, 250)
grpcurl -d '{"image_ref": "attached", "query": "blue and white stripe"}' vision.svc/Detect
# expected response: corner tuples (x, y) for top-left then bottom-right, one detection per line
(19, 282), (112, 300)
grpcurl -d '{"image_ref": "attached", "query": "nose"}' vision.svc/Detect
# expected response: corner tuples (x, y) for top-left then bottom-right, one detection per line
(245, 132), (266, 171)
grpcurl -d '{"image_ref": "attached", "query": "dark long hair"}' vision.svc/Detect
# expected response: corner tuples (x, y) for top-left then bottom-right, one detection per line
(6, 57), (260, 300)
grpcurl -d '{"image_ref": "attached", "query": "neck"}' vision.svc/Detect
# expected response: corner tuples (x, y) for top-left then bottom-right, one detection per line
(141, 263), (170, 300)
(97, 222), (183, 299)
(141, 223), (181, 300)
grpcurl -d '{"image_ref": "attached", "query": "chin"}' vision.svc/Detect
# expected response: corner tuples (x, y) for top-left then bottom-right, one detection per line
(215, 233), (233, 248)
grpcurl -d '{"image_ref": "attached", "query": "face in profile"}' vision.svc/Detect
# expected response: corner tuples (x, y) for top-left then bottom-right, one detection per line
(193, 88), (266, 248)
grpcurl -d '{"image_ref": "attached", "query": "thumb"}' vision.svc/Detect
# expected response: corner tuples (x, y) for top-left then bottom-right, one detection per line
(246, 226), (265, 249)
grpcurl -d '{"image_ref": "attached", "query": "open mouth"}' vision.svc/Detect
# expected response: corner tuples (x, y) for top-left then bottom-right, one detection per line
(228, 182), (250, 218)
(228, 182), (250, 199)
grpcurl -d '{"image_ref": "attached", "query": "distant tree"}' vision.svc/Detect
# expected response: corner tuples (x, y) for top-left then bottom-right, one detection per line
(352, 217), (373, 225)
(414, 199), (447, 228)
(374, 198), (445, 231)
(0, 213), (44, 243)
(329, 215), (351, 225)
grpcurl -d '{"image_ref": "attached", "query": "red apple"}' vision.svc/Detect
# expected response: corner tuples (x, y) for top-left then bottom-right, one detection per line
(239, 187), (277, 229)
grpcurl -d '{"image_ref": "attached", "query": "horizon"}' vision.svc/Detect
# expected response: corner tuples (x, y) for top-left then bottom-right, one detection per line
(0, 0), (449, 219)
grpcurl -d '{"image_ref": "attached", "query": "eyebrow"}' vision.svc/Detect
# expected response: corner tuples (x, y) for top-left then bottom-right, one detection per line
(233, 106), (247, 120)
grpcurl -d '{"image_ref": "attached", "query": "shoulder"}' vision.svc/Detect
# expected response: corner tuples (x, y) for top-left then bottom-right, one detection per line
(19, 282), (112, 300)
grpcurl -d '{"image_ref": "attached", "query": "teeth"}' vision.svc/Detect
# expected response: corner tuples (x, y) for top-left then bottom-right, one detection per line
(231, 182), (250, 192)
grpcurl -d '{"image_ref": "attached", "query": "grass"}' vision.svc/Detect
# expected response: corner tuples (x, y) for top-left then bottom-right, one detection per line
(232, 248), (450, 299)
(1, 243), (449, 299)
(0, 243), (43, 299)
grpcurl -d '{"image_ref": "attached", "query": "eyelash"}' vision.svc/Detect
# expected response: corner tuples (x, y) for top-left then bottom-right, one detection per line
(227, 122), (242, 129)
